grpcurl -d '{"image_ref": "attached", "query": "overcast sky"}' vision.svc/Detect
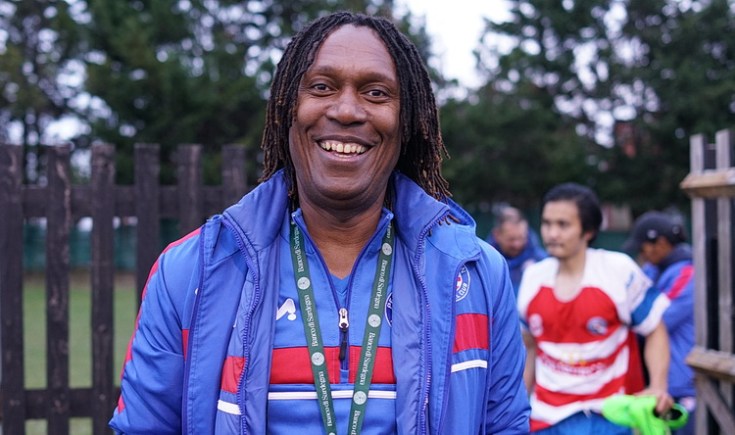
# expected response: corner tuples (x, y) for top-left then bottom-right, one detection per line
(398, 0), (512, 88)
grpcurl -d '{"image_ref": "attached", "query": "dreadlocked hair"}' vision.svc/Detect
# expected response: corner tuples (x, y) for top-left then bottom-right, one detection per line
(259, 11), (451, 203)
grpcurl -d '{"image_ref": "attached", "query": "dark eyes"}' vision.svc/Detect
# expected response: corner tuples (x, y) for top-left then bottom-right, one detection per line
(307, 81), (391, 100)
(311, 83), (330, 92)
(366, 88), (388, 98)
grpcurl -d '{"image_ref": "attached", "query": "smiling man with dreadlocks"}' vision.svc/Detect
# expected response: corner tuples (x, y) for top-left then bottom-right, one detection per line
(110, 11), (529, 434)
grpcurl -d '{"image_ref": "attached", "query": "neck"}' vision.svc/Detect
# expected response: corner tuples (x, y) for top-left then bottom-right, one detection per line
(300, 200), (385, 279)
(557, 246), (587, 276)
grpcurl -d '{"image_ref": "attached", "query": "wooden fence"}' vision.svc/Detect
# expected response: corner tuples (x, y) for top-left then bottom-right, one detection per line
(0, 142), (248, 434)
(680, 128), (735, 434)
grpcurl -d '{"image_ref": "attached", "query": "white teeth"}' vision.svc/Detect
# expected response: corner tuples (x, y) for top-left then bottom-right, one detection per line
(319, 140), (366, 155)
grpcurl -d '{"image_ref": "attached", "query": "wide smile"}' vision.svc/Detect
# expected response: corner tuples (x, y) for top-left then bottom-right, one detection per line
(318, 140), (368, 155)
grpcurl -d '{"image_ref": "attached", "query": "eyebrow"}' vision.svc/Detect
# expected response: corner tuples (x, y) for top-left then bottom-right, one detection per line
(306, 64), (398, 86)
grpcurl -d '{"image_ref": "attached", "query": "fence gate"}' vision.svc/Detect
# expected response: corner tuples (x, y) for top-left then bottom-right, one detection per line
(1, 142), (248, 434)
(680, 128), (735, 434)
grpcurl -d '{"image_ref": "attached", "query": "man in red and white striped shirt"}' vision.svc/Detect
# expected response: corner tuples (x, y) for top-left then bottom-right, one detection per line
(518, 183), (674, 434)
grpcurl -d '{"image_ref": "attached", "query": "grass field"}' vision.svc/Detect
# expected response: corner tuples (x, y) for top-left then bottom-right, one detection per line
(21, 271), (138, 435)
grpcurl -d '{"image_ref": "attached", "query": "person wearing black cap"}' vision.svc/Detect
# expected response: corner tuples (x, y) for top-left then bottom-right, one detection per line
(624, 211), (696, 435)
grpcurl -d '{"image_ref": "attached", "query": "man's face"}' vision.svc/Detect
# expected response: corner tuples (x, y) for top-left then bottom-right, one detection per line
(493, 221), (528, 258)
(289, 24), (401, 211)
(639, 238), (670, 265)
(540, 200), (591, 261)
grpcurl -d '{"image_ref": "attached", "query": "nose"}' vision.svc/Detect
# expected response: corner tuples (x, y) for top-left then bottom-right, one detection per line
(541, 224), (557, 242)
(327, 89), (367, 124)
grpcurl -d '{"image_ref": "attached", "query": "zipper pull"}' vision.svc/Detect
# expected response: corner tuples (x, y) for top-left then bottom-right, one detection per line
(338, 308), (349, 331)
(339, 308), (349, 361)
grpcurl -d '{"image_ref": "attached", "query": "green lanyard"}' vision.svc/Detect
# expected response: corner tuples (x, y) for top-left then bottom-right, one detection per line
(289, 221), (395, 435)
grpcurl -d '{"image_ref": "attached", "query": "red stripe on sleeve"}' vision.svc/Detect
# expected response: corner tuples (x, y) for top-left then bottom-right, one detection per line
(182, 329), (189, 359)
(221, 356), (246, 393)
(116, 228), (202, 413)
(453, 313), (489, 353)
(666, 265), (693, 300)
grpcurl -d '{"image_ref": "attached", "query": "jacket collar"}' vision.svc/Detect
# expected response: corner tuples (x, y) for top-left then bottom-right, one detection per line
(657, 243), (692, 271)
(222, 170), (477, 258)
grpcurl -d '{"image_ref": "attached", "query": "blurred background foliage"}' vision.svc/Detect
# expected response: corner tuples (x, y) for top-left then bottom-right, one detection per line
(1, 0), (733, 218)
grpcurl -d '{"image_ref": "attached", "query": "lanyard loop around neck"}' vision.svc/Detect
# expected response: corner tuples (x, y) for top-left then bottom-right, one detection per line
(289, 220), (395, 435)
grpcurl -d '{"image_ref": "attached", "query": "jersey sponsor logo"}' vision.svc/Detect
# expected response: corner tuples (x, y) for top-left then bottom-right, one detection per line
(276, 298), (297, 321)
(455, 265), (471, 301)
(586, 316), (608, 335)
(385, 292), (393, 327)
(529, 313), (543, 337)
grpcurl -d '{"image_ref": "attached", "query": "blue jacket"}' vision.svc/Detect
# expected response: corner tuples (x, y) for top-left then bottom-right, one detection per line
(642, 244), (695, 398)
(487, 230), (547, 295)
(110, 171), (530, 434)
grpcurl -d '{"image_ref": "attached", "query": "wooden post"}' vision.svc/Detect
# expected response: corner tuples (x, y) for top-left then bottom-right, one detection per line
(0, 144), (27, 434)
(177, 144), (203, 235)
(91, 144), (116, 434)
(689, 134), (711, 435)
(715, 129), (734, 408)
(45, 145), (72, 435)
(222, 144), (247, 207)
(682, 129), (735, 434)
(134, 144), (161, 306)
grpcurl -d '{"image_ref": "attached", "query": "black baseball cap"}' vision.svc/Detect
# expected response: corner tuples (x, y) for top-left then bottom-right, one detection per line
(623, 211), (686, 253)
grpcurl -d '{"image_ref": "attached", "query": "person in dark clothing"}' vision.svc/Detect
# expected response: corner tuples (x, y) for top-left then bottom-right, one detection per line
(624, 211), (696, 435)
(486, 205), (547, 295)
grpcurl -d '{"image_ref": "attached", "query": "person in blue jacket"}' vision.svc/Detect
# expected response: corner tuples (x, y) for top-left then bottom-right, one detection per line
(109, 11), (529, 435)
(624, 211), (696, 435)
(486, 205), (547, 295)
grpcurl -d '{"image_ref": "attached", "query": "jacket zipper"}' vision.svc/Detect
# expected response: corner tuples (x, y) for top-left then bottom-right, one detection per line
(222, 217), (262, 435)
(338, 307), (350, 362)
(182, 223), (208, 434)
(411, 209), (450, 434)
(293, 212), (392, 374)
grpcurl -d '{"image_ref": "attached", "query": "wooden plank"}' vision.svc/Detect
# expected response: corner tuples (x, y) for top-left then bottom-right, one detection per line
(90, 144), (116, 435)
(686, 347), (735, 383)
(45, 145), (72, 435)
(679, 168), (735, 198)
(134, 144), (161, 306)
(177, 144), (203, 235)
(0, 144), (27, 434)
(21, 184), (226, 219)
(0, 387), (120, 419)
(695, 376), (735, 434)
(222, 144), (247, 206)
(689, 135), (709, 349)
(716, 129), (734, 408)
(688, 134), (712, 435)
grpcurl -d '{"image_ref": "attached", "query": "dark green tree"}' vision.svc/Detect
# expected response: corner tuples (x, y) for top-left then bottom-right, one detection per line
(441, 78), (594, 210)
(0, 0), (84, 181)
(441, 0), (606, 210)
(467, 0), (735, 214)
(2, 0), (438, 185)
(597, 0), (735, 214)
(79, 0), (424, 184)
